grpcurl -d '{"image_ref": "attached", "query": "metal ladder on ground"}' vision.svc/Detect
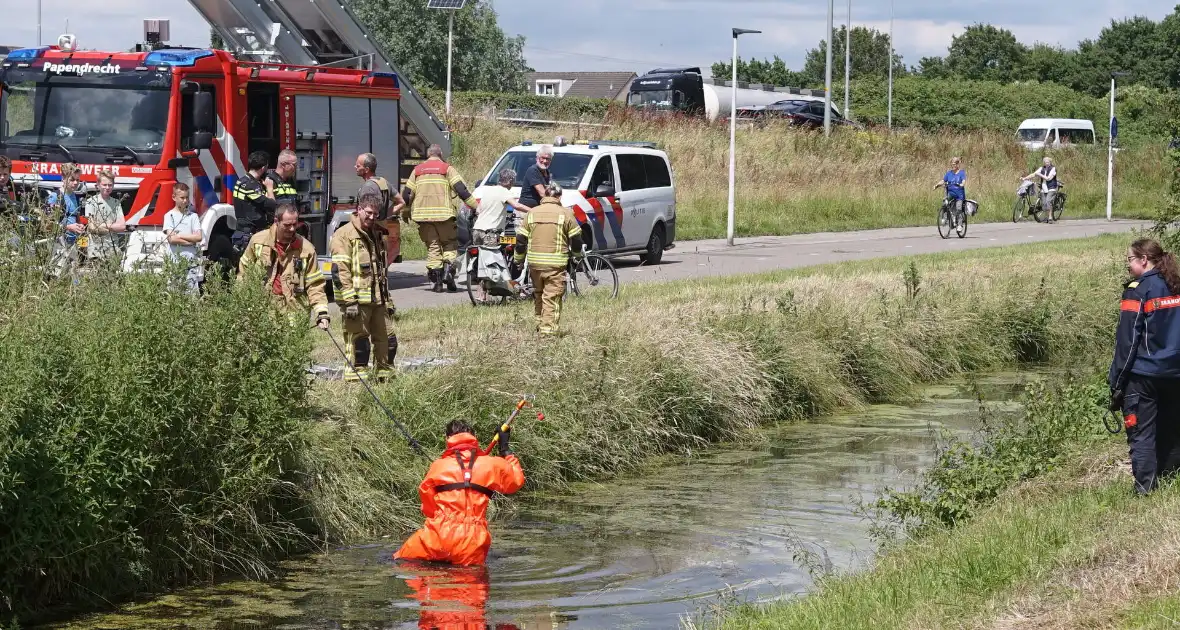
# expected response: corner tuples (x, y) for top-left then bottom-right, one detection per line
(187, 0), (450, 171)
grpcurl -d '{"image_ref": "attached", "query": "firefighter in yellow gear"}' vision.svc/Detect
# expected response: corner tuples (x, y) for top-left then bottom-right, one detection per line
(513, 182), (583, 335)
(400, 144), (476, 293)
(330, 194), (398, 382)
(238, 204), (331, 328)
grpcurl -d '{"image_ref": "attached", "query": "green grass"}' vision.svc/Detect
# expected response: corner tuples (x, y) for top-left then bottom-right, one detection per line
(708, 456), (1152, 630)
(420, 119), (1169, 258)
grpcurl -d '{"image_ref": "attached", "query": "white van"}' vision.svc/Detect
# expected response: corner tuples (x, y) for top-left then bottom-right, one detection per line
(474, 139), (677, 264)
(1016, 119), (1096, 150)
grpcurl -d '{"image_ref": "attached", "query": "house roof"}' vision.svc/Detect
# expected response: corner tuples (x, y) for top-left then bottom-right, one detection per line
(526, 72), (637, 100)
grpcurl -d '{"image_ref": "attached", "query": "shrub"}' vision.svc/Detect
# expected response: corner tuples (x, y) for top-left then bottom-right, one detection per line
(875, 375), (1110, 537)
(0, 253), (316, 619)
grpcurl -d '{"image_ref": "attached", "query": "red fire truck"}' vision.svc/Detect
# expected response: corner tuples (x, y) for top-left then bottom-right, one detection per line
(0, 3), (450, 273)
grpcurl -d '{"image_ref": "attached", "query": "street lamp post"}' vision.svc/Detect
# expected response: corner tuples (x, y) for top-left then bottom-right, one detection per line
(844, 0), (851, 121)
(824, 0), (834, 135)
(1107, 71), (1131, 221)
(887, 0), (894, 130)
(727, 27), (761, 247)
(426, 0), (469, 116)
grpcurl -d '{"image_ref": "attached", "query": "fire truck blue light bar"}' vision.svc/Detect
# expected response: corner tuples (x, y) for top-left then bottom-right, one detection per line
(426, 0), (468, 9)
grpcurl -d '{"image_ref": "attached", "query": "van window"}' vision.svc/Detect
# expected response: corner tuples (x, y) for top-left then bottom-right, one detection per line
(587, 155), (615, 194)
(1018, 128), (1048, 142)
(643, 155), (671, 187)
(617, 154), (648, 191)
(1058, 128), (1094, 144)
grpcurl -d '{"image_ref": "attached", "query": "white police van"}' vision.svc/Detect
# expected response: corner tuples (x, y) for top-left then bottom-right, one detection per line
(473, 138), (677, 263)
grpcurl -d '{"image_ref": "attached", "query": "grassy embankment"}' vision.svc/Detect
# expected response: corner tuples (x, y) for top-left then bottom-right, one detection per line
(1, 231), (1132, 624)
(392, 119), (1166, 260)
(706, 380), (1180, 630)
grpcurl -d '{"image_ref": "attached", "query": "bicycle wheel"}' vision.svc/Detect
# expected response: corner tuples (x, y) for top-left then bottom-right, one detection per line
(1030, 197), (1046, 223)
(955, 210), (968, 238)
(464, 256), (506, 307)
(937, 206), (953, 239)
(569, 253), (619, 299)
(1051, 193), (1065, 222)
(1012, 196), (1026, 222)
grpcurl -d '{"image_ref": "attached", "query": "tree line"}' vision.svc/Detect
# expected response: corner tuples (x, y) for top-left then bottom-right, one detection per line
(712, 7), (1180, 97)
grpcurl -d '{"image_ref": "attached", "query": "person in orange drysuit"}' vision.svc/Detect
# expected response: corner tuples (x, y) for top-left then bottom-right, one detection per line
(395, 420), (525, 566)
(403, 564), (520, 630)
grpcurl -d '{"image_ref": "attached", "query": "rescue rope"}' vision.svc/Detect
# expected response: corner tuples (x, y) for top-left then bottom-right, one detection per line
(323, 327), (427, 457)
(1104, 409), (1123, 435)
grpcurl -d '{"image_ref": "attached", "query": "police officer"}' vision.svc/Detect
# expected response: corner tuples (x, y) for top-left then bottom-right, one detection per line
(231, 151), (278, 249)
(513, 182), (583, 335)
(1110, 238), (1180, 495)
(266, 149), (300, 207)
(330, 193), (397, 382)
(238, 203), (330, 329)
(400, 144), (476, 293)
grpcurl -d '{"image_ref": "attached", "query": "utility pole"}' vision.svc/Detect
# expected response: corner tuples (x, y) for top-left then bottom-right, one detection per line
(727, 28), (761, 247)
(887, 0), (894, 130)
(824, 0), (834, 135)
(844, 0), (852, 120)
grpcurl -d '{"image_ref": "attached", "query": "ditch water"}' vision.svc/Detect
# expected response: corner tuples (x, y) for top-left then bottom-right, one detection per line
(52, 374), (1036, 630)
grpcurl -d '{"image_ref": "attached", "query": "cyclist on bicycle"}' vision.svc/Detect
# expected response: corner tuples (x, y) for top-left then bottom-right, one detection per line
(1023, 156), (1060, 224)
(933, 157), (967, 229)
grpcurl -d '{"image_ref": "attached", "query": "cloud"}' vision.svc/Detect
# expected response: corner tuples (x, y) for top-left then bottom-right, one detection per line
(6, 0), (1175, 79)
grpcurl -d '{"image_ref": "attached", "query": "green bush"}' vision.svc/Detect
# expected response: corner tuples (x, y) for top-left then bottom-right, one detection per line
(435, 78), (1176, 140)
(875, 375), (1110, 537)
(0, 254), (317, 620)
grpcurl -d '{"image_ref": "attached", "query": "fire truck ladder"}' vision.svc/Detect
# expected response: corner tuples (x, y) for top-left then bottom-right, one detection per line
(187, 0), (450, 168)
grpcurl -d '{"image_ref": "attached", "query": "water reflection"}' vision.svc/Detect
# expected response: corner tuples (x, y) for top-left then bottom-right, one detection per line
(49, 374), (1038, 630)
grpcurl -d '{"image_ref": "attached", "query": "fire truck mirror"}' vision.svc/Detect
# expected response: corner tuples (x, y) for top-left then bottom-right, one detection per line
(193, 91), (214, 134)
(191, 131), (213, 151)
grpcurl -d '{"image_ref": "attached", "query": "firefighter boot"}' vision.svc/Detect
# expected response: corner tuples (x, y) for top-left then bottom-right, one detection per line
(428, 268), (442, 293)
(443, 262), (458, 293)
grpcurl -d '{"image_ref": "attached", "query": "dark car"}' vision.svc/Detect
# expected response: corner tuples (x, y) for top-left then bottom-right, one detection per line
(736, 99), (850, 129)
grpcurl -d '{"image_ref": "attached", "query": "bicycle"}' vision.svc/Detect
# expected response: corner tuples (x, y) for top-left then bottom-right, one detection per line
(937, 194), (969, 239)
(1013, 179), (1067, 223)
(461, 215), (618, 307)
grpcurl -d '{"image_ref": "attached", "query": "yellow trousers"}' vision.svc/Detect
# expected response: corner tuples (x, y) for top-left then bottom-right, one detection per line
(417, 219), (458, 270)
(530, 266), (566, 335)
(343, 303), (395, 381)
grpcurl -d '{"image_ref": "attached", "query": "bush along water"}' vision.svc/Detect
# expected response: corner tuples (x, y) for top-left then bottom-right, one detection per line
(875, 375), (1111, 538)
(0, 244), (319, 621)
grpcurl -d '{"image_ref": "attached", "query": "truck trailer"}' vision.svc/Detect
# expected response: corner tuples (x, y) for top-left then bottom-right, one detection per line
(626, 66), (828, 122)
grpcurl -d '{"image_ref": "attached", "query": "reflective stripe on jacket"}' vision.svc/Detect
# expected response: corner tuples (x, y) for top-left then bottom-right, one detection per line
(238, 226), (329, 318)
(231, 173), (277, 233)
(265, 171), (299, 205)
(516, 197), (583, 269)
(1111, 269), (1180, 384)
(329, 214), (389, 305)
(406, 158), (465, 222)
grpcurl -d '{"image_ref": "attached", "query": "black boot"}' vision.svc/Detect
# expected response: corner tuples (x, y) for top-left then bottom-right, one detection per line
(443, 262), (458, 292)
(428, 268), (442, 292)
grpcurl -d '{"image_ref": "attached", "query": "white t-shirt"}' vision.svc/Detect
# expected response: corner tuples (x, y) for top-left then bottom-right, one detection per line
(472, 186), (516, 232)
(84, 195), (123, 260)
(162, 208), (202, 262)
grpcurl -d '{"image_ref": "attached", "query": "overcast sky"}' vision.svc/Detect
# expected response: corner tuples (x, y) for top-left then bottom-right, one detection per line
(3, 0), (1174, 76)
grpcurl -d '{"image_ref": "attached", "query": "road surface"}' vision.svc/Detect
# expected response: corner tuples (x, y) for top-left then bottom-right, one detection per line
(378, 219), (1147, 311)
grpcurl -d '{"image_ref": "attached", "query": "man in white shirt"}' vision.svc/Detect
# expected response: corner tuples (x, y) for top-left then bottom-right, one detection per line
(162, 183), (204, 294)
(471, 169), (532, 247)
